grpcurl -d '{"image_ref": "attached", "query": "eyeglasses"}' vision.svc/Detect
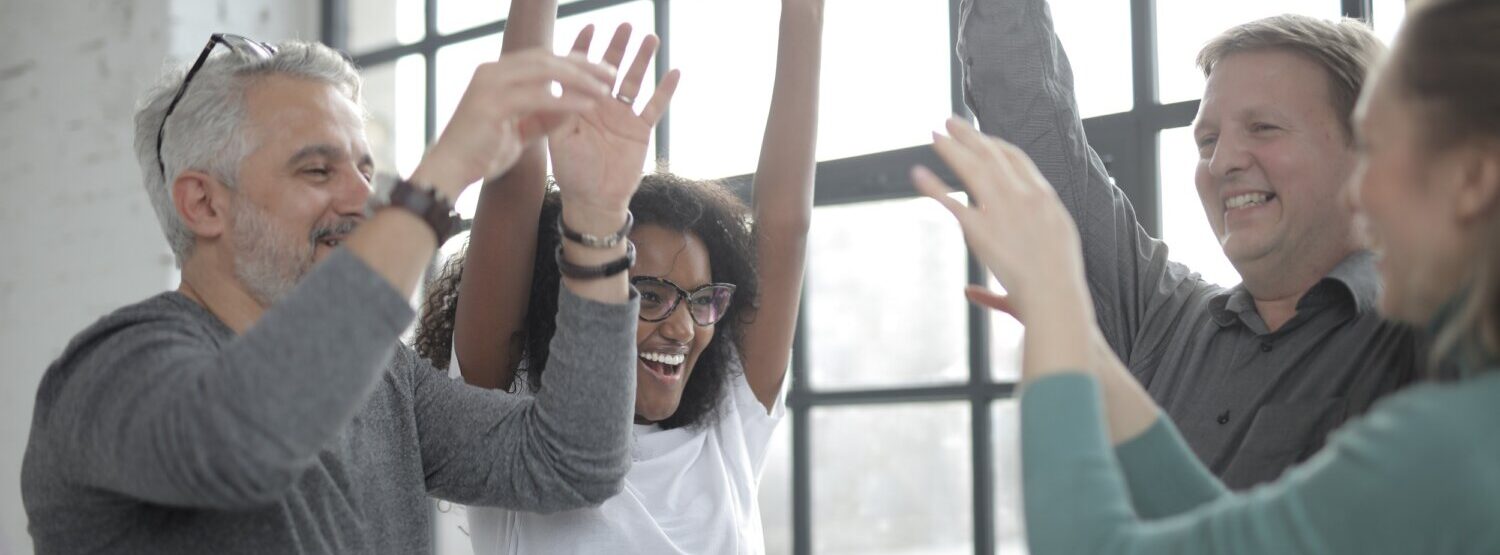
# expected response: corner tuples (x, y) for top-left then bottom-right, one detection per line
(155, 33), (278, 179)
(631, 276), (737, 326)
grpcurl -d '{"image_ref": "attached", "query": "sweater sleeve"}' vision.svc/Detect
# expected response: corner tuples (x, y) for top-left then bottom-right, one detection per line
(1113, 417), (1229, 518)
(414, 284), (638, 513)
(1021, 373), (1490, 555)
(958, 0), (1211, 371)
(54, 249), (414, 509)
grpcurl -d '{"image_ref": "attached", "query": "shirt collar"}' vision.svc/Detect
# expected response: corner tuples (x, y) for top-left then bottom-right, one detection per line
(1320, 250), (1381, 315)
(1207, 251), (1381, 328)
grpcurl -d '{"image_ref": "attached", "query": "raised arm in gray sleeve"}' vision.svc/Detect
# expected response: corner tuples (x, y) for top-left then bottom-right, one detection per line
(414, 285), (637, 513)
(957, 0), (1198, 360)
(50, 249), (415, 509)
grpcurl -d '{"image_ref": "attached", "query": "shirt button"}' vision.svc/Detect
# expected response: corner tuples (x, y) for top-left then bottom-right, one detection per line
(1216, 411), (1231, 425)
(1259, 343), (1273, 353)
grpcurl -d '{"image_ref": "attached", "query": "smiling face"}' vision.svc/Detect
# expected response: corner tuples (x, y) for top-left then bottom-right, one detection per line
(630, 224), (717, 424)
(1348, 66), (1477, 324)
(227, 75), (374, 304)
(1193, 49), (1362, 284)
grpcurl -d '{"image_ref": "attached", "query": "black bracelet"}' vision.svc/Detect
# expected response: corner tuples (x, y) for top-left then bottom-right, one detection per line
(555, 241), (635, 279)
(386, 178), (461, 245)
(558, 210), (633, 249)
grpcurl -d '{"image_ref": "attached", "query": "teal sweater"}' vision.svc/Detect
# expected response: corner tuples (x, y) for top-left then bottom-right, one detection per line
(1022, 369), (1500, 554)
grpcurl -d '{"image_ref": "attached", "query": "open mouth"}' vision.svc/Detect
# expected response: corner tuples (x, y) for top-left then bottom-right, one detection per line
(639, 351), (686, 379)
(1224, 192), (1277, 211)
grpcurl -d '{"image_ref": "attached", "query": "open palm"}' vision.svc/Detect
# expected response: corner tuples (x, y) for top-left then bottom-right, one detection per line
(549, 23), (680, 213)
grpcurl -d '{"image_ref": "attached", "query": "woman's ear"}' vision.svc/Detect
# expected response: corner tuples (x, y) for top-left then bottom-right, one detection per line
(1453, 142), (1500, 224)
(172, 170), (232, 240)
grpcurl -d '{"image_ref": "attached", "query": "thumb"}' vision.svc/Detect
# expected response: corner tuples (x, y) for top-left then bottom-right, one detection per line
(964, 285), (1022, 320)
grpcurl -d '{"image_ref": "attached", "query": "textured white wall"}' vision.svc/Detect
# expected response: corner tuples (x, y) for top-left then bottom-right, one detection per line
(0, 1), (316, 552)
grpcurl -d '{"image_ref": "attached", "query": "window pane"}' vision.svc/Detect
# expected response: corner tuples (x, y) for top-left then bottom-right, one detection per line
(1373, 0), (1406, 47)
(349, 0), (424, 53)
(362, 55), (427, 180)
(813, 402), (972, 554)
(666, 1), (777, 178)
(760, 412), (793, 555)
(1050, 0), (1134, 118)
(819, 0), (952, 162)
(437, 0), (595, 36)
(1155, 0), (1341, 105)
(1159, 127), (1240, 288)
(672, 0), (950, 178)
(992, 400), (1025, 555)
(435, 33), (506, 209)
(806, 198), (968, 390)
(987, 274), (1023, 383)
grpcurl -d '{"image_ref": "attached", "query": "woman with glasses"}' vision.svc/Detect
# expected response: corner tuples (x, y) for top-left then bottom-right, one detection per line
(415, 0), (823, 552)
(912, 0), (1500, 552)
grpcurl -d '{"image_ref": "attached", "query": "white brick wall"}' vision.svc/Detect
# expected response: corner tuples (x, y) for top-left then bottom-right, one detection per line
(0, 1), (316, 552)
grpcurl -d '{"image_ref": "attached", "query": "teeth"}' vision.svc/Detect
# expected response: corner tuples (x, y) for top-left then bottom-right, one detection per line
(640, 352), (685, 366)
(1225, 193), (1271, 210)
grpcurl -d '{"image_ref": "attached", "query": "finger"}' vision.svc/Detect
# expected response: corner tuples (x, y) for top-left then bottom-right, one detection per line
(910, 165), (971, 222)
(638, 68), (680, 126)
(502, 88), (598, 118)
(930, 132), (999, 207)
(945, 117), (1002, 160)
(944, 118), (1022, 196)
(964, 285), (1020, 318)
(488, 56), (614, 99)
(600, 23), (633, 76)
(615, 34), (659, 109)
(569, 24), (595, 57)
(995, 139), (1054, 194)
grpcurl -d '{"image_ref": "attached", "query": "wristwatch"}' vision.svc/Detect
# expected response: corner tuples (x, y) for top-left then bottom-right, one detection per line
(385, 178), (462, 245)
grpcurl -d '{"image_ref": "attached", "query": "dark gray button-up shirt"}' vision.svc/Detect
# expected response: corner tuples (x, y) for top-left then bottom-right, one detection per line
(957, 0), (1423, 488)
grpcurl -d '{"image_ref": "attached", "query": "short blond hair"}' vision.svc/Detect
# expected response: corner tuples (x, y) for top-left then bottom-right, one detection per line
(1197, 14), (1385, 141)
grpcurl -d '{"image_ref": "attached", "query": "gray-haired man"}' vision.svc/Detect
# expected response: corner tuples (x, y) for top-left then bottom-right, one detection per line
(23, 36), (648, 552)
(959, 0), (1423, 488)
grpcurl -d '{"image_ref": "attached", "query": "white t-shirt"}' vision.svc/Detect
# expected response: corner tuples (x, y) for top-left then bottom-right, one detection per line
(449, 348), (787, 554)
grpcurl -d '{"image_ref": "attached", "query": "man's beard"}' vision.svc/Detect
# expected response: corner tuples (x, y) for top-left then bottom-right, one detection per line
(230, 199), (358, 306)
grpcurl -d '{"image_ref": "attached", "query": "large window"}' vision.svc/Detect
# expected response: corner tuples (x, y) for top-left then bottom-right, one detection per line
(326, 0), (1402, 553)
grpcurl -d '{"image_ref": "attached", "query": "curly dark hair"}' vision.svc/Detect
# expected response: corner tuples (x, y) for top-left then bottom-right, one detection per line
(415, 173), (760, 430)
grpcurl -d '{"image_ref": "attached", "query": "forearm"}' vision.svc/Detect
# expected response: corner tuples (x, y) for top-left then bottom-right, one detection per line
(752, 0), (822, 227)
(959, 0), (1101, 201)
(452, 0), (558, 389)
(960, 0), (1175, 354)
(421, 286), (637, 511)
(739, 0), (823, 406)
(76, 251), (413, 507)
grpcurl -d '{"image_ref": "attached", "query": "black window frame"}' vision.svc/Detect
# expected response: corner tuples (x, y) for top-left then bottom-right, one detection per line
(323, 1), (1377, 552)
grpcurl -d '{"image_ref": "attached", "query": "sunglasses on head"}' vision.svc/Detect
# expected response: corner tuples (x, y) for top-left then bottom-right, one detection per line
(155, 33), (278, 179)
(631, 276), (736, 327)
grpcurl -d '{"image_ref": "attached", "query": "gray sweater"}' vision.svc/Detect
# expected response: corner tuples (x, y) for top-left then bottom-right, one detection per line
(21, 249), (638, 554)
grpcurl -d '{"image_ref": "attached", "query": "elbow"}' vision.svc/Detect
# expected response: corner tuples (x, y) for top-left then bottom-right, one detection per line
(575, 470), (628, 507)
(182, 454), (306, 509)
(527, 463), (628, 514)
(564, 449), (632, 508)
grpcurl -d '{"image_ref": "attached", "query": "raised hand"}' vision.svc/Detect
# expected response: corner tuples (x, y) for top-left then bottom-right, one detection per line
(413, 49), (615, 199)
(911, 117), (1090, 317)
(548, 23), (681, 220)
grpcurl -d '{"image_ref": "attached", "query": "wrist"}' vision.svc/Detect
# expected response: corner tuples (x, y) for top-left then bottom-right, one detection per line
(560, 202), (630, 236)
(409, 155), (470, 201)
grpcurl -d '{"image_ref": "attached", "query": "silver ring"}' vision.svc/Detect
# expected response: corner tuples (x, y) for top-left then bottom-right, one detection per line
(616, 93), (635, 105)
